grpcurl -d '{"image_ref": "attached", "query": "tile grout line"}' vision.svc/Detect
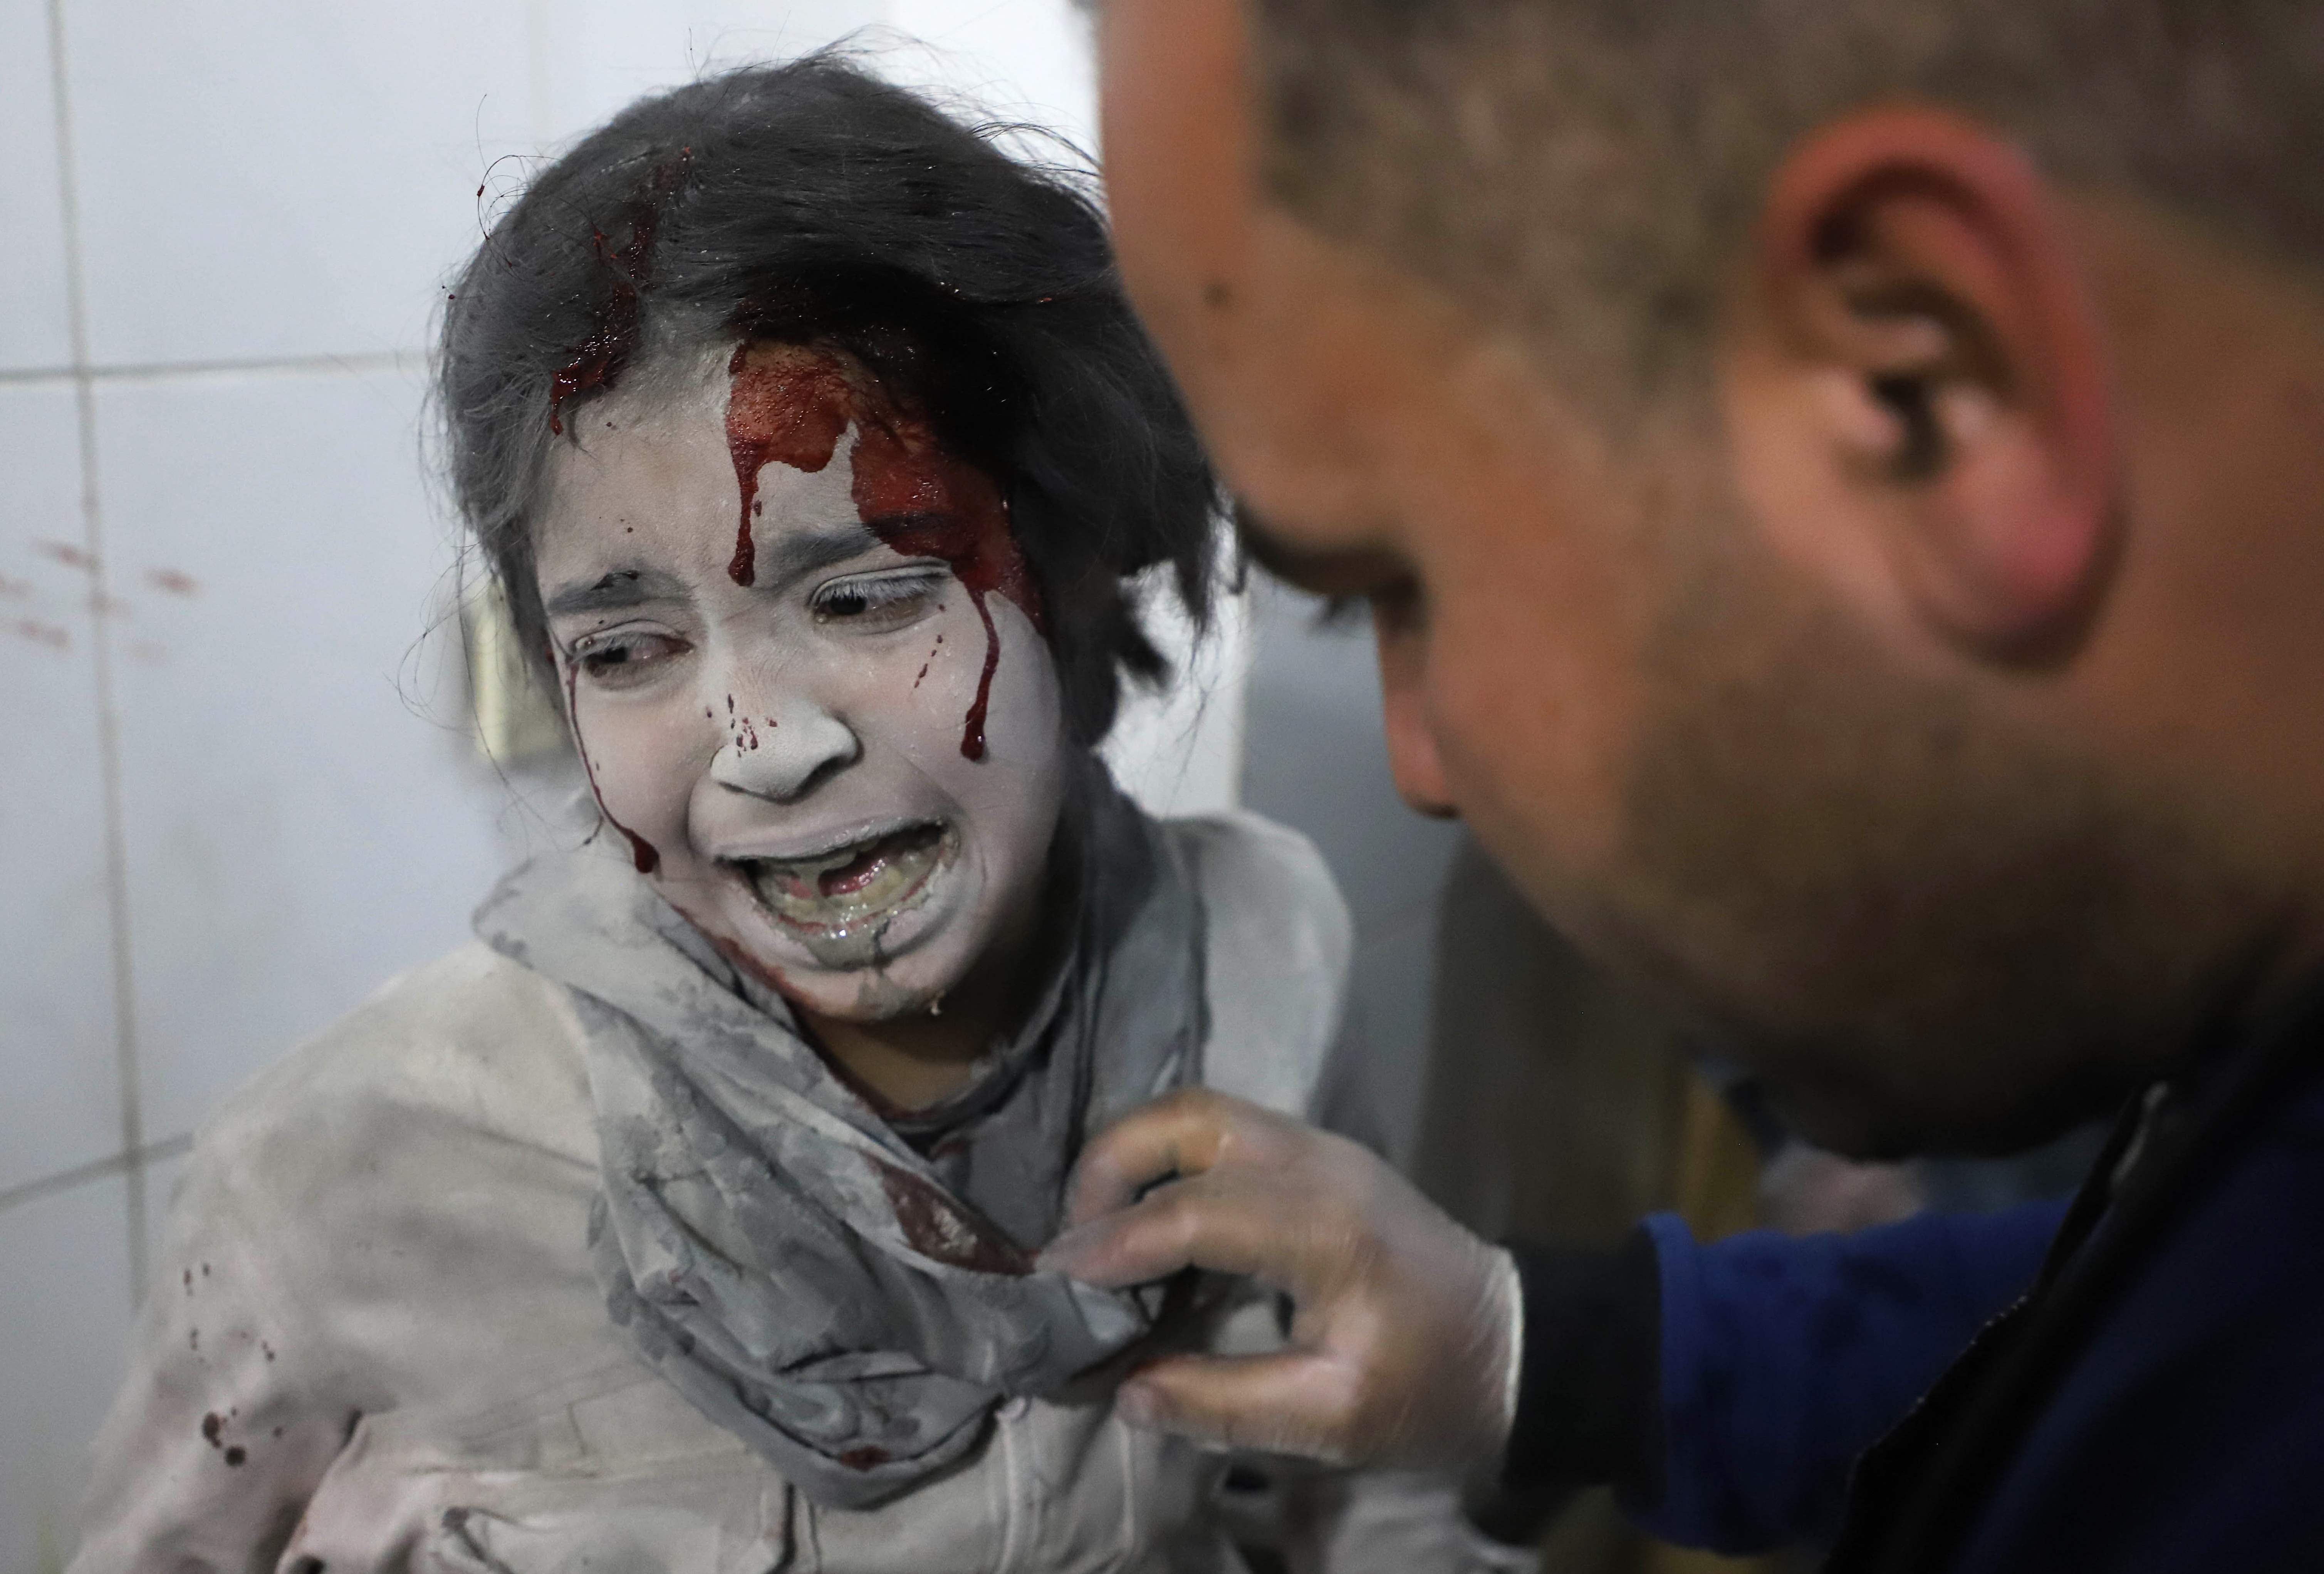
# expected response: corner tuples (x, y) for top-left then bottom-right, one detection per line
(0, 349), (421, 388)
(47, 0), (149, 1308)
(0, 1136), (193, 1223)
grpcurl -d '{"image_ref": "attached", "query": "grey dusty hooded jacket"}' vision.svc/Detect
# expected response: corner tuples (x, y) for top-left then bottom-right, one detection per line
(71, 810), (1353, 1574)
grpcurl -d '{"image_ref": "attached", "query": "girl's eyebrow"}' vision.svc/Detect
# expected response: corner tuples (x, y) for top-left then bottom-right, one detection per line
(755, 520), (885, 593)
(542, 566), (690, 617)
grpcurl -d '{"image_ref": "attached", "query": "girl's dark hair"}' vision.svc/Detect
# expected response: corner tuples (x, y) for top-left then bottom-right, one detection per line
(437, 54), (1219, 743)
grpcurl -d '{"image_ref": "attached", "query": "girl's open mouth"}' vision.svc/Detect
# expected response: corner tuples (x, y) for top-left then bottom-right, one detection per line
(732, 822), (952, 933)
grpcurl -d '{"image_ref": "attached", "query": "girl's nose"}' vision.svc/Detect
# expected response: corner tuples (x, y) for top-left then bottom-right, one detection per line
(709, 689), (861, 803)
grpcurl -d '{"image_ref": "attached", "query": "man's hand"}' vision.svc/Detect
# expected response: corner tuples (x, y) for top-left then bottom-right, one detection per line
(1039, 1087), (1520, 1470)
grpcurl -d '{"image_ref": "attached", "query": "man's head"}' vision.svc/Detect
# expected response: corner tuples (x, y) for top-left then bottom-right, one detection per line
(1096, 0), (2324, 1154)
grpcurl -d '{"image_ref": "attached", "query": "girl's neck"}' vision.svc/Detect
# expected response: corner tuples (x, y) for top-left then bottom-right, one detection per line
(801, 998), (1005, 1113)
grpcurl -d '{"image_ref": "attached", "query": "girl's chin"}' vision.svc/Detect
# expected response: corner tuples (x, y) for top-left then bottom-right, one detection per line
(782, 967), (958, 1024)
(716, 898), (978, 1019)
(651, 878), (959, 1010)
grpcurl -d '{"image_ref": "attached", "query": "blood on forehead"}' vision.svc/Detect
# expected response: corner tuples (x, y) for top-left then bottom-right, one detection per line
(722, 345), (853, 586)
(723, 343), (1045, 761)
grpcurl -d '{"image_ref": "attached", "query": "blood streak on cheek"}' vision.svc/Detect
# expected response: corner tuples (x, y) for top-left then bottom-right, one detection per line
(562, 662), (661, 874)
(853, 424), (1042, 763)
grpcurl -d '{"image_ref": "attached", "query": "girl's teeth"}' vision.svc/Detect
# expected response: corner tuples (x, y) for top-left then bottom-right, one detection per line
(748, 827), (944, 930)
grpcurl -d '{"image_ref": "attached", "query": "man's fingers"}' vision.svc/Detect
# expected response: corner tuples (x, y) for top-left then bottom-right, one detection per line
(1040, 1167), (1341, 1295)
(1116, 1350), (1363, 1462)
(1060, 1086), (1259, 1228)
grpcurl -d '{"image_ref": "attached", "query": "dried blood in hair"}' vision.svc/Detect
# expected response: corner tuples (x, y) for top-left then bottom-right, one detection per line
(546, 148), (692, 436)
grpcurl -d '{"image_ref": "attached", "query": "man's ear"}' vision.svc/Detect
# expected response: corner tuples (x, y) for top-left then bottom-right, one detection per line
(1722, 107), (2121, 662)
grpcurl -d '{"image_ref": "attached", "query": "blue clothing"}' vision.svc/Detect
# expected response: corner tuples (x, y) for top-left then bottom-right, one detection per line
(1634, 1201), (2063, 1553)
(1940, 1058), (2324, 1574)
(1594, 995), (2324, 1571)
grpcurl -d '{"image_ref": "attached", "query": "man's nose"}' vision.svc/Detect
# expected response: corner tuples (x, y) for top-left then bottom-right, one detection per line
(708, 686), (861, 803)
(1375, 633), (1459, 820)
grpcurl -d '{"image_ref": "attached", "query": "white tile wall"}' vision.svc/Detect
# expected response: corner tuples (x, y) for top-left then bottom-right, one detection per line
(0, 0), (74, 372)
(883, 0), (1097, 148)
(525, 0), (888, 148)
(0, 1176), (134, 1574)
(62, 0), (534, 367)
(0, 385), (122, 1196)
(99, 364), (513, 1143)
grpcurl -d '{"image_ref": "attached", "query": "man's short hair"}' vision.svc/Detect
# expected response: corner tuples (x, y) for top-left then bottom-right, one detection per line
(1251, 0), (2324, 397)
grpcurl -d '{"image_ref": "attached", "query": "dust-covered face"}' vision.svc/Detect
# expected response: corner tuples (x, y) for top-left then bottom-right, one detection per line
(533, 344), (1067, 1022)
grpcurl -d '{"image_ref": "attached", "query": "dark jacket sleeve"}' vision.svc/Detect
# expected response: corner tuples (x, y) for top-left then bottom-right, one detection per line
(1500, 1199), (2065, 1554)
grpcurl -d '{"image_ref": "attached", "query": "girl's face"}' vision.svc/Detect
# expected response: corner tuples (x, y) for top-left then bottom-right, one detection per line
(533, 344), (1068, 1022)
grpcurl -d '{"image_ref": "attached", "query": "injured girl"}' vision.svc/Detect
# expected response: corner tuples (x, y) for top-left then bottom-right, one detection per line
(72, 58), (1356, 1573)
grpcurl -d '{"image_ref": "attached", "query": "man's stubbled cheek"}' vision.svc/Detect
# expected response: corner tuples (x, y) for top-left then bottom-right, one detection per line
(724, 343), (1044, 760)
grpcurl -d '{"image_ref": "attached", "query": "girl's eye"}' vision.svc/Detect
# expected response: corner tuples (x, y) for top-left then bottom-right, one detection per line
(811, 569), (947, 632)
(571, 631), (689, 689)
